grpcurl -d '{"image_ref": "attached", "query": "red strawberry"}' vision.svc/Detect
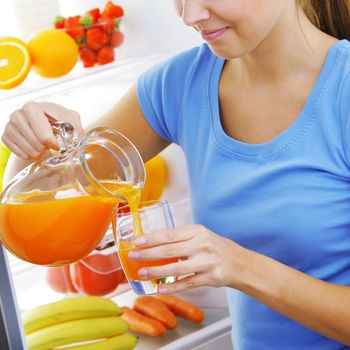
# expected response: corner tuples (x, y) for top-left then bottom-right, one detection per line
(64, 17), (84, 42)
(87, 8), (101, 24)
(54, 16), (65, 29)
(96, 46), (115, 65)
(102, 1), (124, 19)
(79, 45), (96, 67)
(117, 202), (130, 214)
(110, 31), (124, 47)
(96, 18), (114, 34)
(86, 27), (108, 50)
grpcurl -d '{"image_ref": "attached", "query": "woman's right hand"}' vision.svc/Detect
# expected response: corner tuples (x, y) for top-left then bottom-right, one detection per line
(1, 101), (84, 160)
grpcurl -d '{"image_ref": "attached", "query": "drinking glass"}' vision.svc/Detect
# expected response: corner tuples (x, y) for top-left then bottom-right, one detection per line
(114, 200), (178, 295)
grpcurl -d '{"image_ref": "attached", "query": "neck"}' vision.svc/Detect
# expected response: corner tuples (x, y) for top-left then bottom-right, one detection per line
(227, 4), (337, 85)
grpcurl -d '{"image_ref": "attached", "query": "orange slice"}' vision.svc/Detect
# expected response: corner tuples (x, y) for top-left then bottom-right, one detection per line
(0, 37), (31, 90)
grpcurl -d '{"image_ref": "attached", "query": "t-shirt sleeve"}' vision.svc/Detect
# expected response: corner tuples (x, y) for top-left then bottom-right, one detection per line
(340, 70), (350, 167)
(137, 64), (177, 144)
(136, 47), (202, 145)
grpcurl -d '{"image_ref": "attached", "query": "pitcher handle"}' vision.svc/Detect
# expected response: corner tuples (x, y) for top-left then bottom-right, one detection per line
(45, 112), (80, 154)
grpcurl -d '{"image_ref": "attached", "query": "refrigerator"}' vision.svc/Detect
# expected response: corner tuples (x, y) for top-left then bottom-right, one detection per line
(0, 1), (233, 349)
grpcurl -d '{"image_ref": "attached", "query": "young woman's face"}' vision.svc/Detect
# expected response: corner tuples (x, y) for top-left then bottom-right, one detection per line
(174, 0), (292, 59)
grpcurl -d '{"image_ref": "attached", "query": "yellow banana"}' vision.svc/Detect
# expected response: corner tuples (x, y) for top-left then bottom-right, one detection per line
(27, 316), (129, 350)
(56, 333), (138, 350)
(22, 296), (123, 335)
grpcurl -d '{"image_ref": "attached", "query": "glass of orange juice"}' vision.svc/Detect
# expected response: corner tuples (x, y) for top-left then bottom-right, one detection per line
(114, 200), (178, 295)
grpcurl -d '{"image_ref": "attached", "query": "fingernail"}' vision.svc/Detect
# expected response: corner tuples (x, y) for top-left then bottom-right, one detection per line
(134, 237), (146, 246)
(158, 287), (168, 294)
(128, 251), (140, 259)
(138, 268), (148, 278)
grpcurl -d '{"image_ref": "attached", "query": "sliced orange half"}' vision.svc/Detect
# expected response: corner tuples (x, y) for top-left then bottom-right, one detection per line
(0, 37), (31, 90)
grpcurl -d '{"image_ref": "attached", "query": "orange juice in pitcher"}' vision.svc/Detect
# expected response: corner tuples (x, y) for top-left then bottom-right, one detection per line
(0, 196), (115, 265)
(0, 120), (145, 266)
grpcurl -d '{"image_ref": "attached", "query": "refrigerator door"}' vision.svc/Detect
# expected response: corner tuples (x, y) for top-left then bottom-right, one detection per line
(0, 245), (26, 350)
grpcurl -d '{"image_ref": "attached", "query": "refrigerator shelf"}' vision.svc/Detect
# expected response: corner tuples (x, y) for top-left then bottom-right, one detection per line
(137, 310), (231, 350)
(0, 52), (171, 111)
(112, 289), (231, 350)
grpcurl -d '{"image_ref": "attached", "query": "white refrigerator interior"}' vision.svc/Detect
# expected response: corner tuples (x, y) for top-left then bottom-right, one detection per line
(0, 1), (233, 349)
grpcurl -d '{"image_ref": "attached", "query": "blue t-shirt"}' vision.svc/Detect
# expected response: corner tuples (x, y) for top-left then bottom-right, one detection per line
(137, 40), (350, 349)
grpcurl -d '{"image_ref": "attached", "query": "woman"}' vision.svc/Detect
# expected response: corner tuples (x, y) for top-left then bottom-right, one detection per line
(3, 1), (350, 348)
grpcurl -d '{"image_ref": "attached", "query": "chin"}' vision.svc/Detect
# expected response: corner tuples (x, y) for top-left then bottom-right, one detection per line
(207, 44), (247, 60)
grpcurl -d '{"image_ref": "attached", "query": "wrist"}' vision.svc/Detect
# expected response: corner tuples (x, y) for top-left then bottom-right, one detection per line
(229, 244), (286, 303)
(226, 242), (253, 290)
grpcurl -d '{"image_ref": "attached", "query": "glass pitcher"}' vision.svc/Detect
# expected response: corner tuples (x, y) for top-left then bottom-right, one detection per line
(0, 119), (145, 266)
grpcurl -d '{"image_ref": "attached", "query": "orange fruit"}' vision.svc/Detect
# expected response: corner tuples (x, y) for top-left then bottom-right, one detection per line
(0, 142), (11, 166)
(0, 37), (31, 90)
(141, 172), (151, 202)
(141, 155), (167, 201)
(27, 29), (78, 78)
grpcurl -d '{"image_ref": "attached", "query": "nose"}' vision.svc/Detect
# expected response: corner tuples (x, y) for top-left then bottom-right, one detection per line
(181, 0), (210, 27)
(173, 0), (183, 16)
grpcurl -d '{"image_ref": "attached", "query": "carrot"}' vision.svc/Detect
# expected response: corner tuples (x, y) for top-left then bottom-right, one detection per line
(134, 296), (177, 329)
(121, 306), (166, 336)
(155, 294), (205, 323)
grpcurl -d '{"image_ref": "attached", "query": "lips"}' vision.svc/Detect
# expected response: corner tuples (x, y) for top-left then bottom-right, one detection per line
(200, 27), (229, 41)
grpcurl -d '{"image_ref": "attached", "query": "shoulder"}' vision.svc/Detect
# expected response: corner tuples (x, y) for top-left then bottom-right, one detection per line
(334, 40), (350, 90)
(334, 39), (350, 67)
(334, 40), (350, 167)
(332, 41), (350, 120)
(136, 44), (216, 144)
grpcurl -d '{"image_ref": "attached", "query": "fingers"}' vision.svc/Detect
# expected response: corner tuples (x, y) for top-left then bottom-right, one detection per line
(22, 103), (58, 150)
(40, 102), (85, 136)
(138, 258), (208, 280)
(128, 225), (230, 290)
(14, 121), (44, 153)
(2, 101), (84, 160)
(9, 111), (47, 153)
(4, 124), (41, 159)
(130, 240), (194, 261)
(157, 274), (207, 295)
(134, 225), (201, 248)
(1, 134), (29, 159)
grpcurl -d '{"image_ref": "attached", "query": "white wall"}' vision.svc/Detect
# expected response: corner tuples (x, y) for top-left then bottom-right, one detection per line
(0, 0), (202, 52)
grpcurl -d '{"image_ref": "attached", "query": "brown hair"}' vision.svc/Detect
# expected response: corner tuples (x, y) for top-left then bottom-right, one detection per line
(299, 0), (350, 40)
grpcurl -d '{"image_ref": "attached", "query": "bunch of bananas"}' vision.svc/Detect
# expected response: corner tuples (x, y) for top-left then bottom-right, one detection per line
(22, 296), (138, 350)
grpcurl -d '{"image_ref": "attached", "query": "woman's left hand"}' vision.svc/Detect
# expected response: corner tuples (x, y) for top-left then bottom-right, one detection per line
(128, 224), (244, 294)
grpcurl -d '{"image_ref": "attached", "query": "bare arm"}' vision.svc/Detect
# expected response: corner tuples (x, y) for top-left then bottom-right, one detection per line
(2, 85), (170, 185)
(126, 225), (350, 345)
(86, 85), (170, 162)
(235, 247), (350, 345)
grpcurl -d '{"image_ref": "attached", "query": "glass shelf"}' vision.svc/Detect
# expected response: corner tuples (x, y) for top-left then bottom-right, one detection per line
(0, 49), (175, 136)
(0, 51), (171, 111)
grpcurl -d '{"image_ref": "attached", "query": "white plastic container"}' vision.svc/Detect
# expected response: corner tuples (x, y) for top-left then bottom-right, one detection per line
(8, 0), (61, 38)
